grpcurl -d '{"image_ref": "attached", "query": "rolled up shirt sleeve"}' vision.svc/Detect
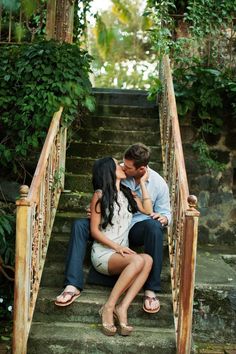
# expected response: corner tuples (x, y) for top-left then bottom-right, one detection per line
(153, 179), (172, 225)
(122, 167), (172, 227)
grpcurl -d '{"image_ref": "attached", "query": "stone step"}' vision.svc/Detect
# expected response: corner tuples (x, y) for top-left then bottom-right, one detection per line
(192, 284), (236, 345)
(28, 322), (176, 354)
(33, 287), (174, 328)
(192, 246), (236, 344)
(64, 173), (92, 193)
(64, 169), (165, 192)
(65, 157), (162, 175)
(66, 142), (162, 160)
(93, 88), (156, 108)
(52, 211), (86, 234)
(58, 191), (92, 212)
(83, 115), (159, 131)
(41, 257), (171, 292)
(74, 128), (160, 146)
(46, 232), (170, 266)
(95, 104), (158, 118)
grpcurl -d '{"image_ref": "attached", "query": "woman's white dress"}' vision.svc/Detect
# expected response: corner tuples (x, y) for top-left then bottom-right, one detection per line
(91, 190), (132, 275)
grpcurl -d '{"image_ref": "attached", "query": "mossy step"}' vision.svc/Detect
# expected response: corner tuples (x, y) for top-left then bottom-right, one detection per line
(58, 191), (92, 212)
(93, 88), (156, 108)
(83, 115), (159, 131)
(65, 157), (95, 174)
(33, 287), (174, 328)
(66, 142), (162, 160)
(94, 104), (158, 118)
(41, 259), (171, 292)
(28, 322), (176, 354)
(74, 128), (160, 146)
(65, 157), (162, 175)
(46, 232), (169, 265)
(52, 212), (86, 234)
(64, 170), (166, 193)
(64, 173), (92, 192)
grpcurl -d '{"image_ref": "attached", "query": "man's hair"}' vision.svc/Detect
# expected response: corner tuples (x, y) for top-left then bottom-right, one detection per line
(124, 143), (150, 168)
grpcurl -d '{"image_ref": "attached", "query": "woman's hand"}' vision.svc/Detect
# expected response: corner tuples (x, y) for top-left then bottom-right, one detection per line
(115, 245), (136, 257)
(140, 168), (149, 183)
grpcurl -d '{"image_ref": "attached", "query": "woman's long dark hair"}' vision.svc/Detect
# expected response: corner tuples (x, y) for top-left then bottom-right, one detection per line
(92, 157), (138, 229)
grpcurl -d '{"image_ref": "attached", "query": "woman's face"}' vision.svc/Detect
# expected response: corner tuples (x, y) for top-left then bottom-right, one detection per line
(114, 159), (126, 179)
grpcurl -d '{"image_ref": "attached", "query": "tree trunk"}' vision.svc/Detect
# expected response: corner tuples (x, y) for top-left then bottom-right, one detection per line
(46, 0), (75, 43)
(46, 0), (57, 40)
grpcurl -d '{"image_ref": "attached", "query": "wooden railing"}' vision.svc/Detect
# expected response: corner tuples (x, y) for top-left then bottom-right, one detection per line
(159, 55), (200, 354)
(12, 107), (67, 354)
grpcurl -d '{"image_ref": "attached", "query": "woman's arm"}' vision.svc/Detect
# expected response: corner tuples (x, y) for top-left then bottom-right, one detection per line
(90, 191), (135, 256)
(134, 170), (152, 215)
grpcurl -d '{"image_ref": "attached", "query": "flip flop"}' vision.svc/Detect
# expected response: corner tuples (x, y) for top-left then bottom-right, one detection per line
(54, 290), (81, 307)
(143, 295), (160, 314)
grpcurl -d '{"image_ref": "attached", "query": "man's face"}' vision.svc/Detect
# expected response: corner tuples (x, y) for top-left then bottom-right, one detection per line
(122, 159), (146, 178)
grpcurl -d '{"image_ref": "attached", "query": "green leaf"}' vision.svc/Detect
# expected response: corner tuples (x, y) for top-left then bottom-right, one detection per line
(4, 75), (10, 81)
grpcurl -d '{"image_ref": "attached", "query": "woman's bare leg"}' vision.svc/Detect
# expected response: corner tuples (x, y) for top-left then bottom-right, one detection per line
(116, 254), (153, 324)
(101, 253), (145, 325)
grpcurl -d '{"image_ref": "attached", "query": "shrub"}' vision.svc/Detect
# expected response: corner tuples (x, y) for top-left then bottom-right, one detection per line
(0, 40), (95, 178)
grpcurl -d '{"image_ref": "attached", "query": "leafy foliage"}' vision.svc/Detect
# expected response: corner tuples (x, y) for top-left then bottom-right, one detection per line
(73, 0), (94, 45)
(145, 0), (236, 171)
(89, 0), (157, 89)
(186, 0), (236, 38)
(0, 212), (15, 267)
(0, 207), (15, 323)
(0, 0), (47, 42)
(0, 40), (95, 178)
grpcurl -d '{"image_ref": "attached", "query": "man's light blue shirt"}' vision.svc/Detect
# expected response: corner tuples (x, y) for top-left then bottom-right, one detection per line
(121, 167), (171, 228)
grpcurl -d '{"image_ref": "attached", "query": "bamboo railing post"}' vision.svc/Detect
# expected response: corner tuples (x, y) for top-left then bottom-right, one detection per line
(177, 195), (200, 354)
(13, 185), (31, 354)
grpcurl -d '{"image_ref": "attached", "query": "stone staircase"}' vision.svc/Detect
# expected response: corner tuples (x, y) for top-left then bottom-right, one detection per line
(27, 89), (176, 353)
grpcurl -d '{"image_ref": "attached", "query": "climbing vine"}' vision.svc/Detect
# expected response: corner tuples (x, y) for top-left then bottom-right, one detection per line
(73, 0), (94, 45)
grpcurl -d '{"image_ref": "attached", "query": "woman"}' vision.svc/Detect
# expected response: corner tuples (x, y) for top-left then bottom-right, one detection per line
(90, 157), (153, 336)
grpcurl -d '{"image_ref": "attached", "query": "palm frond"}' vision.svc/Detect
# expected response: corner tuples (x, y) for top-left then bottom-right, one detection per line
(111, 0), (132, 25)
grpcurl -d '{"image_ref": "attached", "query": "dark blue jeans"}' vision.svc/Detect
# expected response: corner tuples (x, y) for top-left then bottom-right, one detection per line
(64, 218), (164, 292)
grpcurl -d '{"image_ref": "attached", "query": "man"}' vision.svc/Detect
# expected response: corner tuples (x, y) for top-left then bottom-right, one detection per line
(55, 143), (171, 313)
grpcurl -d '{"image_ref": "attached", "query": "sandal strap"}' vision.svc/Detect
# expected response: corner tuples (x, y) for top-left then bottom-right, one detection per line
(60, 291), (78, 298)
(143, 295), (160, 305)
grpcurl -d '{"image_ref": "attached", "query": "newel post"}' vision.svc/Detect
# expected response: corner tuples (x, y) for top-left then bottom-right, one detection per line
(177, 195), (200, 354)
(12, 185), (31, 354)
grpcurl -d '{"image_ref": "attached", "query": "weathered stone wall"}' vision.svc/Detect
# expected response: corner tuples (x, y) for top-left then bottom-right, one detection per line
(180, 116), (236, 246)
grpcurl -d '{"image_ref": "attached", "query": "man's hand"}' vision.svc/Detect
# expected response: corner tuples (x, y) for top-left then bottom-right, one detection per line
(140, 167), (149, 183)
(150, 212), (168, 226)
(86, 205), (91, 218)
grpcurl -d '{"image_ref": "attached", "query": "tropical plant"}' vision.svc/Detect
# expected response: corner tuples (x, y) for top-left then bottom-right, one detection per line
(88, 0), (156, 88)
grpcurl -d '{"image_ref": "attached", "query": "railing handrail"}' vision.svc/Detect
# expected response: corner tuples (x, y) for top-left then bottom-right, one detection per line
(27, 107), (63, 203)
(12, 107), (67, 354)
(161, 55), (189, 208)
(159, 54), (200, 354)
